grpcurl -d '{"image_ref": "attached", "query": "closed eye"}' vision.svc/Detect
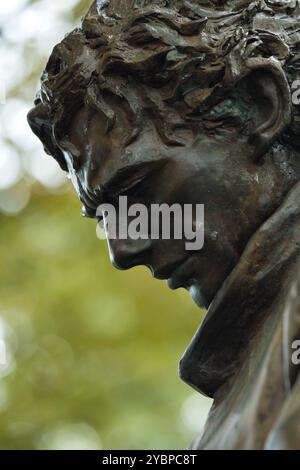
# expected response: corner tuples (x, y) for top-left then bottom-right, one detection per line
(113, 176), (148, 199)
(104, 159), (168, 202)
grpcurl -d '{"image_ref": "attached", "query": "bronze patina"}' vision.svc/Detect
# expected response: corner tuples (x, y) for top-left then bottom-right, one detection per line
(28, 0), (300, 449)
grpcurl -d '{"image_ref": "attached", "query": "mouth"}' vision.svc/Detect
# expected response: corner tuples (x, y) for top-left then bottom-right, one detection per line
(153, 257), (207, 308)
(152, 259), (186, 281)
(167, 256), (198, 290)
(153, 257), (195, 290)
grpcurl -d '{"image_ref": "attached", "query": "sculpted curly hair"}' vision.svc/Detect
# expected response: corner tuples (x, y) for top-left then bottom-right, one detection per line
(28, 0), (300, 172)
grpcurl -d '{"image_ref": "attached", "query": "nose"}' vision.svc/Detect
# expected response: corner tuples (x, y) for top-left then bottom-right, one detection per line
(27, 103), (68, 172)
(107, 237), (152, 271)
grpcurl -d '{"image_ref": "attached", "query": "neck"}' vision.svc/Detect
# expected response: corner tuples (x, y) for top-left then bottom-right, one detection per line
(180, 177), (300, 398)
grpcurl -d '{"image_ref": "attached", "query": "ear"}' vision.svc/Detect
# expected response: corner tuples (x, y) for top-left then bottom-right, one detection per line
(244, 58), (292, 161)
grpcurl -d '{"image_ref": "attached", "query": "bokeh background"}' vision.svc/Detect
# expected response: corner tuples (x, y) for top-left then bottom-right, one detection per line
(0, 0), (212, 450)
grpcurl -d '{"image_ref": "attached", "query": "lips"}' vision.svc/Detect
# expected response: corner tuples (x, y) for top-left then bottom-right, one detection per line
(167, 256), (198, 290)
(167, 270), (188, 290)
(152, 256), (196, 290)
(153, 259), (186, 281)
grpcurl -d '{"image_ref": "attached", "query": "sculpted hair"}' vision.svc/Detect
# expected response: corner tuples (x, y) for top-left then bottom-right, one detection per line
(28, 0), (300, 171)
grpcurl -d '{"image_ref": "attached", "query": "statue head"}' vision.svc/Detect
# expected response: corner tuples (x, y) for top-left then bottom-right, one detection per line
(28, 0), (300, 308)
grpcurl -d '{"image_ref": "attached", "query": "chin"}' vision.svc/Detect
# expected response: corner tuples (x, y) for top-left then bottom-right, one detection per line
(188, 284), (209, 309)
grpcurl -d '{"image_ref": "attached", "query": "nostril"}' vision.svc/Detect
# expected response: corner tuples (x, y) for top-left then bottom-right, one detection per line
(109, 249), (141, 271)
(107, 239), (152, 271)
(110, 252), (129, 271)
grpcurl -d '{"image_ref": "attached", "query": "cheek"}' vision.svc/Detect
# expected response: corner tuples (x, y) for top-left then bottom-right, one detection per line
(165, 173), (211, 206)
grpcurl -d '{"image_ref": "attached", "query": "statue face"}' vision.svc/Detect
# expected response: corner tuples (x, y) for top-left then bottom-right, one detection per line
(28, 2), (297, 308)
(58, 88), (280, 308)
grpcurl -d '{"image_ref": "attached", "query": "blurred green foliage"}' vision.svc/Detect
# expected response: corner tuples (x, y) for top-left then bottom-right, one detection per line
(0, 186), (204, 449)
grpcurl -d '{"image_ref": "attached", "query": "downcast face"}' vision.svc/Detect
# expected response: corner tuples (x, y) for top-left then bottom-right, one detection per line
(30, 73), (269, 309)
(28, 0), (298, 307)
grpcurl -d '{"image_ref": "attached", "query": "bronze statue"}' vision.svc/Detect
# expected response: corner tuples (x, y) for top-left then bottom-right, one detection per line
(28, 0), (300, 449)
